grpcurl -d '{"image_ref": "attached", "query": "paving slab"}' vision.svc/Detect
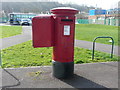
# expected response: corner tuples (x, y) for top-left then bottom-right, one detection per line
(1, 62), (118, 89)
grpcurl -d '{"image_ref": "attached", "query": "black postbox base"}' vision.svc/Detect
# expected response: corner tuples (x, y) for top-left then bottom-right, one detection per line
(52, 60), (74, 79)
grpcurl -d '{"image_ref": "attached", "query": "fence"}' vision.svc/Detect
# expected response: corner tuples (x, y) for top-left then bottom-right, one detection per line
(77, 19), (120, 26)
(0, 17), (120, 26)
(0, 17), (9, 23)
(77, 19), (89, 24)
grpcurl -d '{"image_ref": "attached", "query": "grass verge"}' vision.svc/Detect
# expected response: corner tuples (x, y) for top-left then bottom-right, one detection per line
(0, 26), (22, 39)
(75, 24), (118, 45)
(1, 40), (118, 68)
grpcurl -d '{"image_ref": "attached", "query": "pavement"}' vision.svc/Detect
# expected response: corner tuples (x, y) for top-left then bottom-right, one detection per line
(75, 40), (119, 56)
(0, 62), (118, 89)
(0, 25), (119, 89)
(0, 26), (119, 56)
(0, 26), (32, 49)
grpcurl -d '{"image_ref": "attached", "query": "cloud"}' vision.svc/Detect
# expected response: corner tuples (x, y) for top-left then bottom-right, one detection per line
(1, 0), (53, 2)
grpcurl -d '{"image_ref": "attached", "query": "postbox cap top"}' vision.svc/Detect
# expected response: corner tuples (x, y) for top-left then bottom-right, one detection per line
(50, 7), (79, 15)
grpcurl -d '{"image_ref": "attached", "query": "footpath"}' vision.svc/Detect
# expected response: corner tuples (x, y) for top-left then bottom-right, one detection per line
(0, 26), (119, 89)
(75, 40), (119, 56)
(0, 26), (32, 49)
(1, 62), (118, 88)
(0, 26), (119, 56)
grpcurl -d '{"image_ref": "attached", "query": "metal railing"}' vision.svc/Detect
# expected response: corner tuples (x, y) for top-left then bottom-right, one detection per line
(92, 36), (114, 60)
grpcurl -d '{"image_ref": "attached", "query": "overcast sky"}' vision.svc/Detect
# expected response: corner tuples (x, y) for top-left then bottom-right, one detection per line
(56, 0), (119, 9)
(2, 0), (120, 9)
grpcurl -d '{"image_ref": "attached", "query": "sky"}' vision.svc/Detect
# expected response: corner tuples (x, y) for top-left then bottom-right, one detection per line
(56, 0), (119, 9)
(2, 0), (120, 9)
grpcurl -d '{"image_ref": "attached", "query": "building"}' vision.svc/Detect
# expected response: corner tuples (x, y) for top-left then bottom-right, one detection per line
(88, 8), (120, 26)
(76, 11), (89, 19)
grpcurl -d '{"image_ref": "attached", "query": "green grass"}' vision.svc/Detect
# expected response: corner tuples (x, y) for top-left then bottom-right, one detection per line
(0, 26), (22, 39)
(75, 24), (118, 45)
(1, 40), (118, 68)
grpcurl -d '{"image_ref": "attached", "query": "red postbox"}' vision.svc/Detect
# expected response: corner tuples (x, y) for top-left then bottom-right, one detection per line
(51, 7), (79, 78)
(32, 7), (79, 78)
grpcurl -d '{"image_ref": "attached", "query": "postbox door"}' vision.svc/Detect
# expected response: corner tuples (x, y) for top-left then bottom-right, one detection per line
(32, 15), (54, 48)
(53, 16), (75, 62)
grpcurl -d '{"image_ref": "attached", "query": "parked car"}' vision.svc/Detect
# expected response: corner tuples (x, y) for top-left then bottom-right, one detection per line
(20, 18), (32, 25)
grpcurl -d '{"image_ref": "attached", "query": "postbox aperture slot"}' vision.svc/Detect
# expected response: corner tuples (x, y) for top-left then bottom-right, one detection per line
(61, 19), (73, 22)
